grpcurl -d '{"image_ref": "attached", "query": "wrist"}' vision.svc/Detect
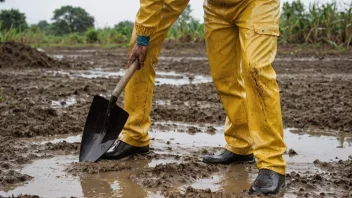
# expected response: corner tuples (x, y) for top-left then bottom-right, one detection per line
(136, 35), (150, 46)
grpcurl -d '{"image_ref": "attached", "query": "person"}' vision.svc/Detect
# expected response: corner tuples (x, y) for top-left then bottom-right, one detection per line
(104, 0), (286, 195)
(102, 0), (190, 157)
(201, 0), (286, 194)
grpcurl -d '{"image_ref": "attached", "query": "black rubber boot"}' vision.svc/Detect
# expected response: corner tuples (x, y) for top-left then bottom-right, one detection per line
(101, 140), (149, 160)
(249, 169), (285, 195)
(202, 149), (255, 164)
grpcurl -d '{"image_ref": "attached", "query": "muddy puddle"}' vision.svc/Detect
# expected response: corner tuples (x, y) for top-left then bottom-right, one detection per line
(0, 156), (163, 198)
(47, 69), (212, 85)
(1, 122), (351, 198)
(50, 50), (98, 60)
(51, 96), (77, 108)
(52, 54), (90, 60)
(51, 54), (352, 62)
(2, 45), (352, 197)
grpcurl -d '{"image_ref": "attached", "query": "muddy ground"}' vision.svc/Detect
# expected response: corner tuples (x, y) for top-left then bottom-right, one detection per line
(0, 42), (352, 197)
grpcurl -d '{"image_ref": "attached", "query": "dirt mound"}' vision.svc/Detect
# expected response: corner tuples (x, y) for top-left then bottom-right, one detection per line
(0, 137), (29, 163)
(68, 160), (133, 174)
(131, 161), (220, 189)
(0, 42), (70, 69)
(0, 99), (85, 138)
(44, 141), (80, 151)
(0, 169), (32, 187)
(0, 136), (53, 167)
(287, 159), (352, 197)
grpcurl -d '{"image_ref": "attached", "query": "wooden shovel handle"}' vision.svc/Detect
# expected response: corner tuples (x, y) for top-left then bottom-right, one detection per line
(112, 61), (138, 98)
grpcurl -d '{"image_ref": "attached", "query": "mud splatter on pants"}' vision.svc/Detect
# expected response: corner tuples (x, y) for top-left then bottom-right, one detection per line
(119, 0), (190, 146)
(121, 0), (286, 175)
(204, 0), (286, 174)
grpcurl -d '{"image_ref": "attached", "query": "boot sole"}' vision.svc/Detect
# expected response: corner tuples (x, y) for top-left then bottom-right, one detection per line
(249, 181), (286, 196)
(117, 150), (150, 160)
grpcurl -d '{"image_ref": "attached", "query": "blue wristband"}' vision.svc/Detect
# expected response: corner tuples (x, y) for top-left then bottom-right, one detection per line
(136, 35), (150, 46)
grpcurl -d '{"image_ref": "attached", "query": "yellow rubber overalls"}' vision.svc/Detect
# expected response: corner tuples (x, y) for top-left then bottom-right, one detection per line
(120, 0), (190, 146)
(122, 0), (286, 175)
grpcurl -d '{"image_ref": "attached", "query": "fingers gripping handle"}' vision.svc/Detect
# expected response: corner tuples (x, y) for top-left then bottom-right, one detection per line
(112, 61), (138, 98)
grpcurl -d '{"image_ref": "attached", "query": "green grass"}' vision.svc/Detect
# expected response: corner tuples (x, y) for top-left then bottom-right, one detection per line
(33, 43), (127, 49)
(279, 0), (352, 48)
(0, 25), (131, 48)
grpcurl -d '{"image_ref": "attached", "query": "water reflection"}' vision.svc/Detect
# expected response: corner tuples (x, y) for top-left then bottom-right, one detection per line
(79, 161), (150, 198)
(46, 69), (212, 85)
(1, 123), (351, 197)
(220, 164), (252, 193)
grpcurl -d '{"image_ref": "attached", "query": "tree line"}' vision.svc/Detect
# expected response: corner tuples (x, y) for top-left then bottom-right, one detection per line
(0, 2), (351, 48)
(1, 6), (97, 35)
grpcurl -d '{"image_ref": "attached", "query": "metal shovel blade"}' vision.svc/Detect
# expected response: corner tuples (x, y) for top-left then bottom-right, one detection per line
(79, 95), (129, 162)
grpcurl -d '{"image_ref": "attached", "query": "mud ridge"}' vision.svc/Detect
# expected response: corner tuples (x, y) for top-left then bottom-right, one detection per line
(0, 170), (32, 187)
(44, 141), (80, 151)
(0, 42), (70, 69)
(0, 98), (86, 138)
(67, 160), (133, 174)
(287, 159), (352, 197)
(131, 161), (221, 189)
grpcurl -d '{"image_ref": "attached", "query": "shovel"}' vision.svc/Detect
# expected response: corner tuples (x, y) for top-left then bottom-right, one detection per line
(79, 61), (138, 162)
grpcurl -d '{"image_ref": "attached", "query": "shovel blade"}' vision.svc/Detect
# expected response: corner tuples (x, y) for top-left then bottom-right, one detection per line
(79, 95), (129, 162)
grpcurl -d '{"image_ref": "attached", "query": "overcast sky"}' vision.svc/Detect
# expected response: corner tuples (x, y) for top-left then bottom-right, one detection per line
(1, 0), (351, 27)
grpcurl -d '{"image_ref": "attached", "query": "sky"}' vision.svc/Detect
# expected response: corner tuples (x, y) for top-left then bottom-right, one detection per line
(1, 0), (351, 27)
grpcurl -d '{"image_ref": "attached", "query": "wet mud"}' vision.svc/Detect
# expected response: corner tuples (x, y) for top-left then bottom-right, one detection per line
(162, 186), (258, 198)
(0, 42), (70, 69)
(131, 161), (221, 189)
(287, 159), (352, 197)
(0, 43), (352, 197)
(0, 170), (32, 187)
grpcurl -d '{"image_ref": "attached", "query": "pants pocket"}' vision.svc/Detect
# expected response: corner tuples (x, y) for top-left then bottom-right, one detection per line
(253, 24), (280, 37)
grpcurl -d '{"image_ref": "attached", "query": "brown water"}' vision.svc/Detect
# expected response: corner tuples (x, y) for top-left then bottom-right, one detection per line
(46, 69), (212, 85)
(1, 122), (351, 198)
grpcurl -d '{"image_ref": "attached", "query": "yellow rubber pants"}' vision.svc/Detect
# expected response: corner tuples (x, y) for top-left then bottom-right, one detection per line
(120, 0), (190, 147)
(204, 0), (286, 174)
